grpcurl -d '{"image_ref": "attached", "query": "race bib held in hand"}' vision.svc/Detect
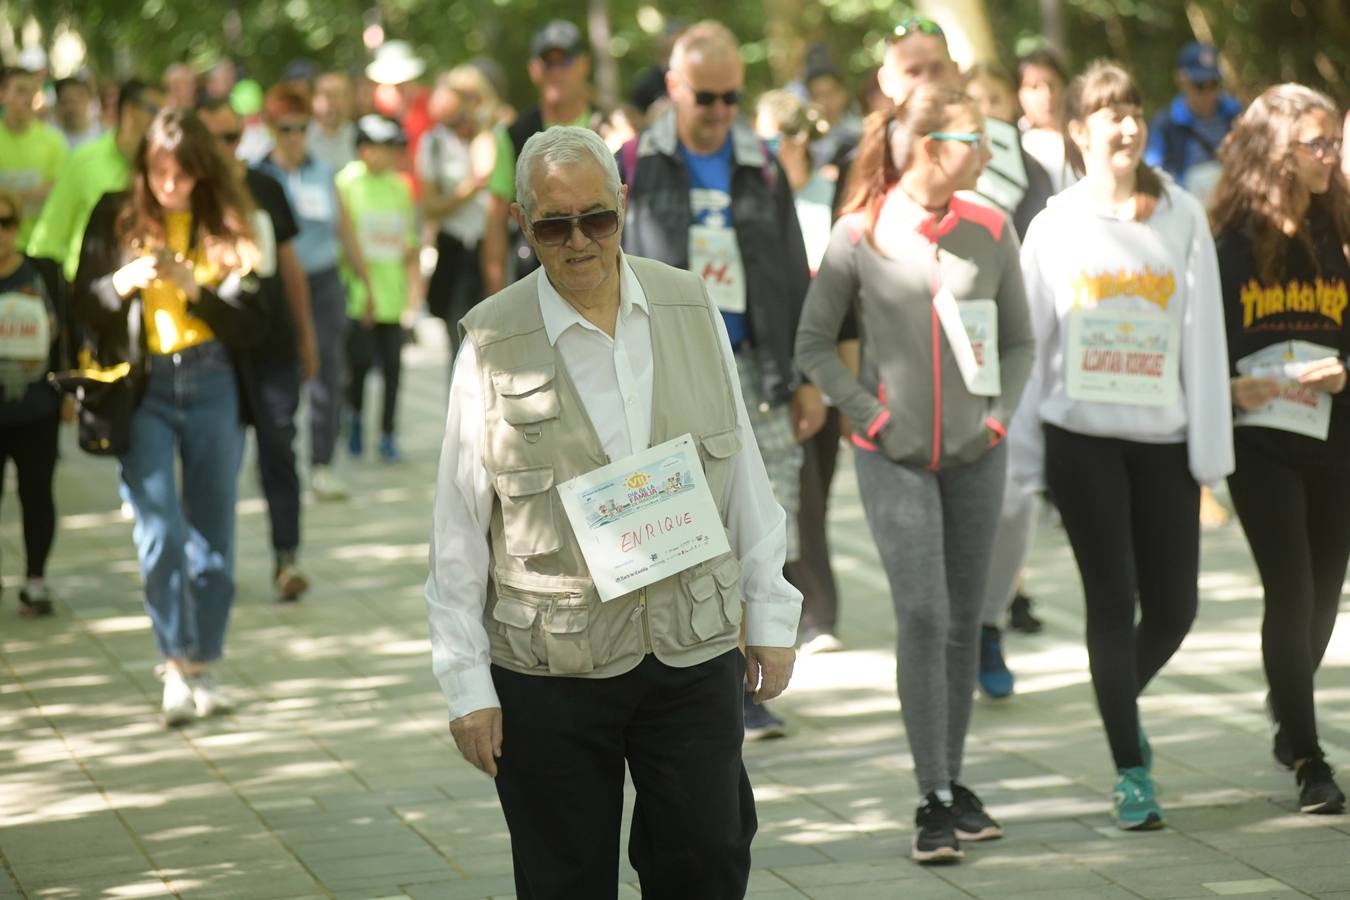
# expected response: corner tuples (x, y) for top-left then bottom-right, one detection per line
(1234, 340), (1336, 440)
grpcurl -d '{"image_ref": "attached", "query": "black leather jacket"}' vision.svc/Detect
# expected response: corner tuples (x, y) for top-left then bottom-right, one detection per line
(618, 112), (810, 407)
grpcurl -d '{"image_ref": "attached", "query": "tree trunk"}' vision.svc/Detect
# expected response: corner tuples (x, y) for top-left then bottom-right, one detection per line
(587, 0), (618, 112)
(1040, 0), (1065, 59)
(916, 0), (997, 67)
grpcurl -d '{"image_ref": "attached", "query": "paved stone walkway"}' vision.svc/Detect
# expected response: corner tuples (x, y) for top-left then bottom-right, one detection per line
(2, 322), (1349, 899)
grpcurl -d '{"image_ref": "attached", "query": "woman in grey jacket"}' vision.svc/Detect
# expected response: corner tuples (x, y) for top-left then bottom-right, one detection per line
(796, 81), (1035, 864)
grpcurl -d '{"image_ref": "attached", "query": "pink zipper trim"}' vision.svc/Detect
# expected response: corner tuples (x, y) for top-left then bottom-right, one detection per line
(928, 246), (942, 471)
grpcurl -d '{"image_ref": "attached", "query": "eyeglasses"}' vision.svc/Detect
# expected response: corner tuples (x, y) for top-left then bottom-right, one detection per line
(889, 17), (944, 41)
(927, 131), (987, 148)
(528, 208), (620, 246)
(218, 131), (242, 144)
(275, 122), (308, 135)
(688, 87), (742, 107)
(1298, 138), (1343, 159)
(0, 215), (19, 231)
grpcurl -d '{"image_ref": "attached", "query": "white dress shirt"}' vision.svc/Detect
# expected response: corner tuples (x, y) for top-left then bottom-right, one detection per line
(425, 255), (803, 719)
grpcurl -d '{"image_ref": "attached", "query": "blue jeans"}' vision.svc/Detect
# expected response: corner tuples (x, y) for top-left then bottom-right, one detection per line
(119, 342), (245, 663)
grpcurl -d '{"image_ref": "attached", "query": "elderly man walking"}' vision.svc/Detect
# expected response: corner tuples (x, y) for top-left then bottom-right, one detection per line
(425, 125), (801, 900)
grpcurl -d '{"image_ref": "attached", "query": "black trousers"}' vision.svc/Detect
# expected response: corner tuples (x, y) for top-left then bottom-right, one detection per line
(1228, 435), (1350, 761)
(346, 322), (403, 435)
(1045, 424), (1200, 770)
(491, 650), (756, 900)
(787, 407), (841, 636)
(0, 413), (60, 578)
(251, 358), (301, 556)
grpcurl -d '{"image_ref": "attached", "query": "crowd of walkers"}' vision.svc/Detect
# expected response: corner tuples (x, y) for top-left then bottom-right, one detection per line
(2, 12), (1350, 873)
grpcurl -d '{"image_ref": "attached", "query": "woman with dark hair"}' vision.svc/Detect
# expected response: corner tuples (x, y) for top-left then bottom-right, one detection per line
(797, 82), (1035, 863)
(1016, 48), (1072, 192)
(73, 108), (263, 726)
(1211, 84), (1350, 814)
(1015, 61), (1233, 830)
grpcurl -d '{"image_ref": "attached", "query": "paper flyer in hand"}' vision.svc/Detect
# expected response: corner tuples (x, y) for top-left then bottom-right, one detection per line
(557, 433), (731, 602)
(1235, 340), (1336, 440)
(1065, 306), (1180, 407)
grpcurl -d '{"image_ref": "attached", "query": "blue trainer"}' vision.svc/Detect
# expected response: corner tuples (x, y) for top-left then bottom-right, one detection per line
(379, 432), (403, 463)
(979, 625), (1014, 699)
(348, 417), (364, 457)
(1113, 766), (1165, 830)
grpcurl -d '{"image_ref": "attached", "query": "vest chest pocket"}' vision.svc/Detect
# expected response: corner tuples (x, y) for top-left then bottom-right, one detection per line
(496, 467), (563, 558)
(492, 364), (559, 443)
(696, 427), (742, 505)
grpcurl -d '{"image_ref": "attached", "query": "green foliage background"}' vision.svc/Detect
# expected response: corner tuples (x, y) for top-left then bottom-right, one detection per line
(9, 0), (1350, 112)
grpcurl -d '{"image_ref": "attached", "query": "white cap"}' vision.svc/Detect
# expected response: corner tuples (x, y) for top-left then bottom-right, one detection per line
(365, 40), (425, 85)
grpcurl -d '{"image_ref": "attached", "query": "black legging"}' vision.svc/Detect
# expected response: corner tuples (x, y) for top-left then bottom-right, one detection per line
(1228, 435), (1350, 762)
(346, 321), (403, 436)
(1044, 424), (1200, 770)
(0, 413), (60, 578)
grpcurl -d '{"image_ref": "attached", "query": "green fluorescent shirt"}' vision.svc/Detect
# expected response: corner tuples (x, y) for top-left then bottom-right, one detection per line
(0, 120), (69, 247)
(336, 161), (417, 323)
(486, 109), (594, 202)
(26, 131), (129, 280)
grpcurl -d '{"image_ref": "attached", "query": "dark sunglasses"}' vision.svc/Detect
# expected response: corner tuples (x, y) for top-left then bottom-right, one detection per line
(889, 17), (944, 41)
(275, 122), (309, 135)
(691, 88), (742, 107)
(1299, 138), (1343, 159)
(219, 131), (242, 144)
(529, 209), (620, 246)
(1189, 80), (1219, 92)
(0, 215), (19, 230)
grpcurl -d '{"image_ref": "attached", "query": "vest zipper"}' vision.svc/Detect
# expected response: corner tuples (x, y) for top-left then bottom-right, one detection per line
(636, 587), (653, 652)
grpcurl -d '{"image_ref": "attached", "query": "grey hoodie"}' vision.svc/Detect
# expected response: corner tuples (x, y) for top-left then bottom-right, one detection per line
(796, 190), (1035, 469)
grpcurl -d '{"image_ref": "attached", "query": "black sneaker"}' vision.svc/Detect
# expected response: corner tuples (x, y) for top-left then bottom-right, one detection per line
(950, 782), (1003, 841)
(1008, 592), (1043, 634)
(1296, 757), (1346, 815)
(743, 692), (787, 741)
(912, 793), (963, 864)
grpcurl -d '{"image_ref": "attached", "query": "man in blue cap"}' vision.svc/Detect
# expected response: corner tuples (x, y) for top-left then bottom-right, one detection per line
(1144, 41), (1242, 206)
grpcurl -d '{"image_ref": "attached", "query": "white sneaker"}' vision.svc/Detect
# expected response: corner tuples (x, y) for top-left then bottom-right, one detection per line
(800, 632), (844, 655)
(190, 672), (234, 717)
(160, 667), (196, 726)
(310, 466), (349, 501)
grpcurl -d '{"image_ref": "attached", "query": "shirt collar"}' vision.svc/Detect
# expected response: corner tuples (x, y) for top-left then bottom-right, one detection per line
(537, 252), (648, 346)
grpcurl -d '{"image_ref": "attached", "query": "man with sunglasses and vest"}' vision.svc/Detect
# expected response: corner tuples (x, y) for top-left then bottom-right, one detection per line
(616, 21), (822, 740)
(481, 19), (597, 297)
(426, 125), (801, 900)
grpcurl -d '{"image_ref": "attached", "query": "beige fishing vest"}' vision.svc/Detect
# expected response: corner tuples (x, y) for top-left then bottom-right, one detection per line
(459, 255), (745, 679)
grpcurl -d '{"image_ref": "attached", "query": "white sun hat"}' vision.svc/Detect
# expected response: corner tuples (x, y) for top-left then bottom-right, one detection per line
(366, 40), (426, 85)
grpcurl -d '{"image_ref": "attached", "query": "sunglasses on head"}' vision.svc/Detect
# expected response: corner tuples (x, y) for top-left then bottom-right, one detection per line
(528, 209), (620, 246)
(275, 122), (308, 135)
(889, 17), (944, 41)
(0, 215), (19, 231)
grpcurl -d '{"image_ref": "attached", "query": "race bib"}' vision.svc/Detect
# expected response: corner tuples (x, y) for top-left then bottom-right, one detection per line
(0, 290), (52, 400)
(296, 183), (333, 222)
(1065, 306), (1180, 407)
(934, 289), (1000, 397)
(689, 224), (747, 314)
(1234, 340), (1336, 440)
(358, 210), (409, 263)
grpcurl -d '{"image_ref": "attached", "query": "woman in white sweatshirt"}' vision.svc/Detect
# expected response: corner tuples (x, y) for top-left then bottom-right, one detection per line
(1015, 61), (1234, 831)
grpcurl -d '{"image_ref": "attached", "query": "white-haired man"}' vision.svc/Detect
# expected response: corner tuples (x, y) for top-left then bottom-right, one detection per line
(426, 125), (800, 899)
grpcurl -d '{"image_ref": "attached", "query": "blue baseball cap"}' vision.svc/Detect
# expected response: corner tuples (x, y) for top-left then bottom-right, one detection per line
(1177, 42), (1221, 84)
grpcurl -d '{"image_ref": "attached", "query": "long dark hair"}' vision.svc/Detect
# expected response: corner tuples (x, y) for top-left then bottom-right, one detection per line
(1210, 83), (1350, 282)
(1063, 61), (1163, 218)
(840, 80), (975, 248)
(116, 108), (257, 273)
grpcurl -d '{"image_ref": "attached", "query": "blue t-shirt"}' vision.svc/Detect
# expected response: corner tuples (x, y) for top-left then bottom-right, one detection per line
(678, 137), (748, 348)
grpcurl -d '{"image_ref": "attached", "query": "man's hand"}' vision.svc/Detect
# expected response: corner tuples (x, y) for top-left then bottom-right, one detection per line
(1231, 376), (1281, 411)
(790, 384), (827, 443)
(744, 645), (795, 704)
(449, 707), (503, 777)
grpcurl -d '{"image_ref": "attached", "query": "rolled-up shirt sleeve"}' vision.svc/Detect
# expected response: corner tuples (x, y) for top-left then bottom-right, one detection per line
(708, 301), (804, 648)
(425, 338), (499, 720)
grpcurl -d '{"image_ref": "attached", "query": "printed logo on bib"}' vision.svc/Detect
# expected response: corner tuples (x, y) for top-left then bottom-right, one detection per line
(1065, 306), (1180, 407)
(1240, 277), (1347, 331)
(358, 211), (410, 263)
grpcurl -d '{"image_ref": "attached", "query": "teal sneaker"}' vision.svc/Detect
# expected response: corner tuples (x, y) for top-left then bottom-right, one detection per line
(1113, 766), (1165, 831)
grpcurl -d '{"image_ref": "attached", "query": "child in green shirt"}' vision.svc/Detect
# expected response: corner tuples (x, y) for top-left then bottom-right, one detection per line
(337, 115), (421, 462)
